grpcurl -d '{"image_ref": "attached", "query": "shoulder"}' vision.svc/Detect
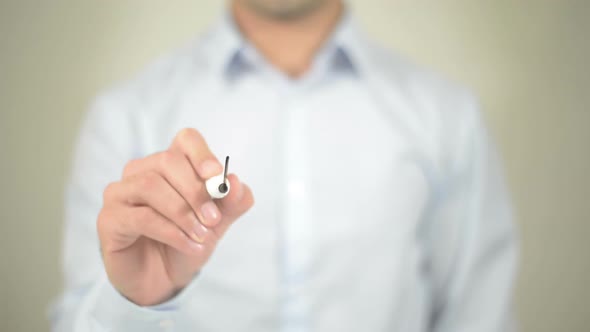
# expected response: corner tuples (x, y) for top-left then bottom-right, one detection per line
(91, 27), (220, 117)
(364, 40), (478, 123)
(360, 40), (485, 170)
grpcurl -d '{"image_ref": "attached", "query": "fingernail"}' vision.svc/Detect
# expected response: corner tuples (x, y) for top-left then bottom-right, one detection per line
(192, 220), (208, 244)
(200, 159), (222, 178)
(200, 201), (221, 226)
(187, 237), (202, 251)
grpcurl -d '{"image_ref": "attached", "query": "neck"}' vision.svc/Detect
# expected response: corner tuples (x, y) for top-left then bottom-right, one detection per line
(231, 0), (344, 78)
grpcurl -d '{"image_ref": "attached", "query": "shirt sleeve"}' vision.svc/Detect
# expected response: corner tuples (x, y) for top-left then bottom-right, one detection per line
(427, 95), (519, 332)
(49, 93), (199, 332)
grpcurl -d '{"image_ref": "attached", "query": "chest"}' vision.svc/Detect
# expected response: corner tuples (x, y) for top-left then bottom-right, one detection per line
(144, 80), (433, 328)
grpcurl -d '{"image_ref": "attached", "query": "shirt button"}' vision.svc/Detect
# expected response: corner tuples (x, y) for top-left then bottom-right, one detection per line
(159, 319), (174, 330)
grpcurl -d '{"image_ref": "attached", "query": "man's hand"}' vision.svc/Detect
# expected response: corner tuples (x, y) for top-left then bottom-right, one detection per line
(97, 128), (254, 306)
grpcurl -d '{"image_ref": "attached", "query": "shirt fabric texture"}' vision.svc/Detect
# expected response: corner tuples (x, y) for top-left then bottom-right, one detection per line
(51, 11), (518, 332)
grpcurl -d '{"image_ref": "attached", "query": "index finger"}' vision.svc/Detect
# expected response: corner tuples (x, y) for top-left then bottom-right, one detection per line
(169, 128), (223, 180)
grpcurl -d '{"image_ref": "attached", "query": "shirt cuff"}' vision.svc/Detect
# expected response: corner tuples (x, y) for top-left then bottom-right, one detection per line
(84, 275), (199, 331)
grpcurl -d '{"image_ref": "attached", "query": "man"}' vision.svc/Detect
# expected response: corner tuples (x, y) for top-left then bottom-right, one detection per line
(51, 0), (518, 331)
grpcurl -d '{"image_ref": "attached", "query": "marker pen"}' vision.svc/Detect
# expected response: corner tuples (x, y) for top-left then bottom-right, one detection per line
(206, 156), (230, 199)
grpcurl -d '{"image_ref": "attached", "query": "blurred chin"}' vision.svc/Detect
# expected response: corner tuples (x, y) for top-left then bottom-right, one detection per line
(244, 0), (327, 19)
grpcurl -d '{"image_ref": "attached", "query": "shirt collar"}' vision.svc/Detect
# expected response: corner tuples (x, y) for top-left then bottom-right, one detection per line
(207, 8), (369, 81)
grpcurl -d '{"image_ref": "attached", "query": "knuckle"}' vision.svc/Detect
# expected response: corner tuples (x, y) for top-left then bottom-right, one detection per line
(186, 182), (205, 203)
(184, 189), (200, 207)
(194, 180), (204, 192)
(176, 128), (201, 144)
(158, 150), (177, 169)
(122, 159), (140, 177)
(99, 239), (117, 254)
(96, 209), (110, 232)
(96, 210), (119, 251)
(138, 172), (159, 191)
(102, 182), (118, 202)
(163, 225), (184, 243)
(172, 201), (192, 221)
(176, 128), (206, 150)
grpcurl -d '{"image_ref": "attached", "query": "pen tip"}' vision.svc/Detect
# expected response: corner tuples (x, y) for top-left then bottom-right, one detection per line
(218, 183), (228, 194)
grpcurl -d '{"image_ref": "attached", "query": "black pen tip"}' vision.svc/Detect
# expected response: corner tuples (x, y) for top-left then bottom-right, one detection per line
(218, 183), (229, 194)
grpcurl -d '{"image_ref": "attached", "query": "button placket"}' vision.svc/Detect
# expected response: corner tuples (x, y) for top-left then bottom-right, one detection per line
(279, 91), (314, 332)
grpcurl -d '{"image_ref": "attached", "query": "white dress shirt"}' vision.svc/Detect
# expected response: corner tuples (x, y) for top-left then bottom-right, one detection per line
(50, 12), (518, 332)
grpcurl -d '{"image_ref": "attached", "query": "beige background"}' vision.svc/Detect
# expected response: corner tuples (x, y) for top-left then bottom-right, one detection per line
(1, 1), (589, 331)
